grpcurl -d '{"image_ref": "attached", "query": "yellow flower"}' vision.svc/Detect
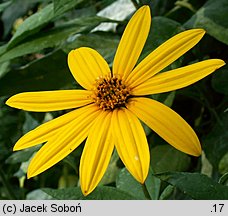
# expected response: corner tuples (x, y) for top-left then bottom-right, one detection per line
(6, 6), (225, 196)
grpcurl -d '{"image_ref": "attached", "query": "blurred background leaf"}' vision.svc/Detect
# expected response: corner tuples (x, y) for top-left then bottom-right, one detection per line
(0, 16), (112, 63)
(212, 66), (228, 95)
(53, 0), (84, 16)
(184, 0), (228, 45)
(203, 113), (228, 173)
(0, 50), (75, 96)
(0, 1), (11, 13)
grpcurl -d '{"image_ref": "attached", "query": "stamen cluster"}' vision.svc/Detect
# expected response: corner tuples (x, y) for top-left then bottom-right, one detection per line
(93, 76), (130, 111)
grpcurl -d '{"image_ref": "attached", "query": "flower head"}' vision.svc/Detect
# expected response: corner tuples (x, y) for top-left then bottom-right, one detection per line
(6, 5), (225, 196)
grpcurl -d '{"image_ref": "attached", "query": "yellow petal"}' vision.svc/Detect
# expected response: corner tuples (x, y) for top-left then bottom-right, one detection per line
(127, 97), (201, 156)
(68, 47), (111, 90)
(132, 59), (226, 95)
(113, 6), (151, 80)
(126, 29), (206, 88)
(112, 108), (150, 183)
(13, 104), (98, 151)
(80, 111), (114, 196)
(6, 90), (92, 112)
(27, 104), (100, 178)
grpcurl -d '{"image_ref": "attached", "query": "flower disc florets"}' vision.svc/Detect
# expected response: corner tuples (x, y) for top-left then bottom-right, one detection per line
(93, 76), (130, 111)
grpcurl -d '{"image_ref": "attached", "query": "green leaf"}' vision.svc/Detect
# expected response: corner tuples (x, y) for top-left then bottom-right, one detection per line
(22, 113), (40, 133)
(5, 112), (40, 164)
(0, 61), (10, 79)
(0, 99), (21, 155)
(184, 0), (228, 45)
(116, 167), (161, 200)
(150, 145), (191, 173)
(146, 0), (176, 16)
(7, 1), (83, 49)
(53, 0), (83, 16)
(0, 45), (7, 56)
(5, 146), (39, 164)
(201, 151), (213, 177)
(43, 186), (135, 200)
(203, 113), (228, 170)
(142, 16), (183, 55)
(156, 172), (228, 200)
(116, 168), (147, 199)
(145, 168), (161, 200)
(140, 16), (184, 70)
(26, 189), (53, 200)
(0, 50), (75, 96)
(64, 32), (119, 64)
(219, 172), (228, 186)
(63, 155), (78, 172)
(163, 91), (176, 107)
(100, 150), (120, 185)
(0, 1), (12, 13)
(159, 185), (174, 200)
(7, 4), (54, 49)
(1, 0), (39, 38)
(219, 152), (228, 175)
(212, 67), (228, 95)
(0, 16), (110, 63)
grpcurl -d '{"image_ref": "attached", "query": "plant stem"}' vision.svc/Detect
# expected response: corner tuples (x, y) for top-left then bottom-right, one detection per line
(0, 168), (17, 199)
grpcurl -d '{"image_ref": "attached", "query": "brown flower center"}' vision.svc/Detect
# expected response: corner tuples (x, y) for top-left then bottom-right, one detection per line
(93, 76), (130, 111)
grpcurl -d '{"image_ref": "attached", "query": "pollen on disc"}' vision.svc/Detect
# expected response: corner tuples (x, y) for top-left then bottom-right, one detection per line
(92, 76), (131, 111)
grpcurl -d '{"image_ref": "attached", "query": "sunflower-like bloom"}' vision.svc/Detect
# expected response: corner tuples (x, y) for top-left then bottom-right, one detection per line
(6, 6), (225, 195)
